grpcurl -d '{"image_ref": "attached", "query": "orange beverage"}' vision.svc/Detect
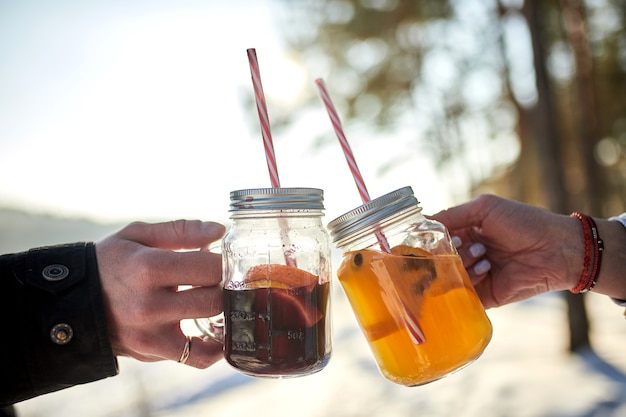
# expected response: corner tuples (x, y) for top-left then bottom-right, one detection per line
(337, 247), (492, 386)
(328, 186), (492, 385)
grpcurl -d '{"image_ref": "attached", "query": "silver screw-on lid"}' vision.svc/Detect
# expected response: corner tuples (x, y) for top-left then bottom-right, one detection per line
(327, 186), (418, 244)
(229, 187), (325, 211)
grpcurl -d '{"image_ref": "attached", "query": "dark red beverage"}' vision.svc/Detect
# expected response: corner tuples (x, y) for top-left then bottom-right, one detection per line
(224, 281), (330, 377)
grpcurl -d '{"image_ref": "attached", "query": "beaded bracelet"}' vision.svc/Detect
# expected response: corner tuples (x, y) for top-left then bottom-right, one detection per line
(570, 212), (604, 294)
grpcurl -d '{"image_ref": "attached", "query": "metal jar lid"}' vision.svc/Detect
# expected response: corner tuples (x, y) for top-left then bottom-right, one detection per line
(327, 186), (419, 244)
(229, 187), (325, 211)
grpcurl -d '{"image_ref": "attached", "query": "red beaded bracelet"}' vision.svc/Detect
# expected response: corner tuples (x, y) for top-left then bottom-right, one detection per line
(570, 212), (604, 294)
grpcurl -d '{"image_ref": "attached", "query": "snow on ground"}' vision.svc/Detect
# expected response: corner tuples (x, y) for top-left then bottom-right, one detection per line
(15, 289), (626, 417)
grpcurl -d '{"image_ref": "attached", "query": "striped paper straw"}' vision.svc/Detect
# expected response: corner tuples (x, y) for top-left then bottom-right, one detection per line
(247, 48), (280, 188)
(314, 78), (370, 203)
(315, 78), (391, 252)
(247, 49), (296, 267)
(315, 78), (424, 344)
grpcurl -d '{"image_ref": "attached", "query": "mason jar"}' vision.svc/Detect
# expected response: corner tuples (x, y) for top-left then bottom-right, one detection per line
(327, 186), (492, 386)
(205, 187), (332, 378)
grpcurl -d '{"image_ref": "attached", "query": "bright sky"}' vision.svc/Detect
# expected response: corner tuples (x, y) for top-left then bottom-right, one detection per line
(0, 0), (451, 226)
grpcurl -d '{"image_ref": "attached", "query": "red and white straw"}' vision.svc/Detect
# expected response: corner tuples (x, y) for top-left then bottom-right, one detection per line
(247, 48), (280, 188)
(315, 78), (370, 203)
(315, 78), (392, 253)
(401, 302), (426, 344)
(315, 77), (424, 344)
(247, 48), (297, 267)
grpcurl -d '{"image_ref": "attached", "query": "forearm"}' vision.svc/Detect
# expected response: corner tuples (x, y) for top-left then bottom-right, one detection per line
(0, 243), (118, 406)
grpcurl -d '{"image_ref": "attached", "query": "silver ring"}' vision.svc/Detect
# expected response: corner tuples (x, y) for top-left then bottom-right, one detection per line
(178, 336), (192, 364)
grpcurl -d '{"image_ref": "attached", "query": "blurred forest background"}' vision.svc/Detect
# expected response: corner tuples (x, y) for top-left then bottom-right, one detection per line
(264, 0), (626, 354)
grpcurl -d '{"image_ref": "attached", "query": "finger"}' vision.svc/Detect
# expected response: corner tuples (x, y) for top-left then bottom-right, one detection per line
(140, 248), (223, 288)
(159, 331), (223, 368)
(431, 206), (479, 231)
(430, 195), (496, 231)
(447, 229), (477, 248)
(149, 286), (223, 323)
(473, 276), (496, 309)
(133, 333), (224, 368)
(119, 220), (226, 251)
(452, 236), (488, 268)
(465, 258), (492, 285)
(177, 335), (224, 369)
(471, 258), (491, 276)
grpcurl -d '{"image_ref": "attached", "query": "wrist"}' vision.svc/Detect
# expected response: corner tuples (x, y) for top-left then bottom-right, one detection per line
(569, 212), (604, 293)
(592, 218), (626, 300)
(609, 213), (626, 229)
(562, 216), (586, 291)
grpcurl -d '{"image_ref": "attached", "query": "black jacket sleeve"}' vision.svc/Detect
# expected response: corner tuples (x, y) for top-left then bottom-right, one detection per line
(0, 242), (118, 406)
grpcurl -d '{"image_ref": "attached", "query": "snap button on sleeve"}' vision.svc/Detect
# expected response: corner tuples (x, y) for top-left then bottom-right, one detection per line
(50, 323), (74, 345)
(25, 244), (87, 294)
(42, 264), (70, 282)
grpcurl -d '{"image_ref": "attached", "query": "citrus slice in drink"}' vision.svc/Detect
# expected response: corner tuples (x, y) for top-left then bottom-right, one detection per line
(244, 264), (319, 289)
(390, 245), (431, 257)
(389, 245), (436, 293)
(245, 264), (323, 327)
(264, 287), (324, 327)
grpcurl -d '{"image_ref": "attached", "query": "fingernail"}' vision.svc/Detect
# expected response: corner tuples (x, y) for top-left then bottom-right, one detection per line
(473, 259), (491, 275)
(451, 236), (462, 247)
(469, 243), (486, 258)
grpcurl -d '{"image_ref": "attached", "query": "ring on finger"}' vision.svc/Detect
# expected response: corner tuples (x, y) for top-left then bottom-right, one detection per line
(178, 336), (192, 364)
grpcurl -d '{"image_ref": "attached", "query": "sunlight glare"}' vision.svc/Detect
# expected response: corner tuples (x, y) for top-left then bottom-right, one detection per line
(261, 56), (307, 104)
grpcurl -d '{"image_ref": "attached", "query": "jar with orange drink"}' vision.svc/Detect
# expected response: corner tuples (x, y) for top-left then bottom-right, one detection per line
(327, 186), (492, 386)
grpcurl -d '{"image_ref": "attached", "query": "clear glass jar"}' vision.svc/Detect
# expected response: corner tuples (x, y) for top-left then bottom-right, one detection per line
(327, 186), (492, 386)
(220, 187), (332, 378)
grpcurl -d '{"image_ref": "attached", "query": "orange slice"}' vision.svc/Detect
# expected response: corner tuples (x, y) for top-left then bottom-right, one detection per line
(263, 289), (323, 327)
(390, 245), (431, 257)
(244, 264), (319, 289)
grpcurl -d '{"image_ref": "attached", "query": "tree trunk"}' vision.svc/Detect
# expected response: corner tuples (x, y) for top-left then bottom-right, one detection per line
(561, 0), (601, 213)
(523, 0), (591, 352)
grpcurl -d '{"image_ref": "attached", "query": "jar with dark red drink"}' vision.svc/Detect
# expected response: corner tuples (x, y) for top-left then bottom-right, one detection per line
(201, 187), (332, 378)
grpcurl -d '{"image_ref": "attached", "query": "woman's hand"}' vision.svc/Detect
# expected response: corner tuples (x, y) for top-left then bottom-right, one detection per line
(431, 194), (582, 308)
